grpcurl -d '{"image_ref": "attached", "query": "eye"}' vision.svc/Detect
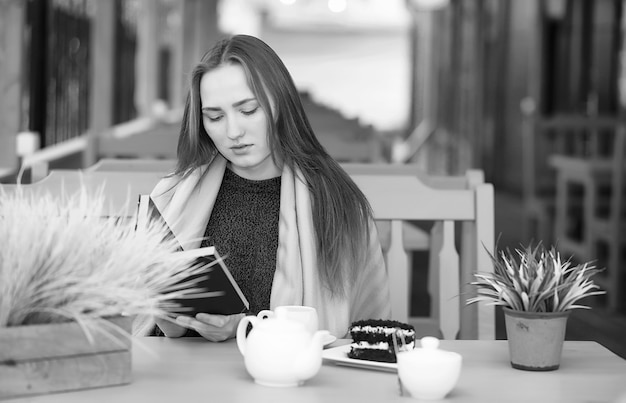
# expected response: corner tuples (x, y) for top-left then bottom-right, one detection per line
(203, 113), (223, 122)
(241, 107), (258, 116)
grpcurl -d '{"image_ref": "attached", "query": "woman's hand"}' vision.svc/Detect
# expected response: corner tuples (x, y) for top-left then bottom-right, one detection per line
(176, 312), (246, 342)
(155, 317), (188, 338)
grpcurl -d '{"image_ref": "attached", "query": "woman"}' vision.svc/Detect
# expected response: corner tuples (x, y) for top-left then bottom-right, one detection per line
(150, 34), (390, 341)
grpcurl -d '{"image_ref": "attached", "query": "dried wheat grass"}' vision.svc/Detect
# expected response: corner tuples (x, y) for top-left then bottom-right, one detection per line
(0, 186), (213, 338)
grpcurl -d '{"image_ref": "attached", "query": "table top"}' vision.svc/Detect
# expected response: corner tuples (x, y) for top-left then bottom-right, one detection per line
(13, 339), (626, 403)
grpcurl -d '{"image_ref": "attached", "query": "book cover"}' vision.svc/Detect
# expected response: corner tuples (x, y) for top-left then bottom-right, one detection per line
(136, 195), (250, 316)
(135, 194), (181, 250)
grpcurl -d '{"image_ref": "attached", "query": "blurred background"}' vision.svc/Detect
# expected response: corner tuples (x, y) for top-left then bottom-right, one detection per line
(0, 0), (625, 354)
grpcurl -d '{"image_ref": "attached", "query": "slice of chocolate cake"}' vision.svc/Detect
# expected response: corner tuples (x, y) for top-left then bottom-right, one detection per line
(347, 319), (415, 363)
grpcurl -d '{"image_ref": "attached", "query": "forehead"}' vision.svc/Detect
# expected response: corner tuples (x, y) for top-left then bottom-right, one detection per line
(199, 64), (254, 107)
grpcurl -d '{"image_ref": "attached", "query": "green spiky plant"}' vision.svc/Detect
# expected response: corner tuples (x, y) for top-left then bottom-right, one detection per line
(467, 243), (605, 312)
(0, 186), (217, 340)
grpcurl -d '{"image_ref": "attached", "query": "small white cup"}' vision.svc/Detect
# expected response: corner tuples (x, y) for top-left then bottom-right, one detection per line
(397, 337), (462, 400)
(257, 306), (318, 335)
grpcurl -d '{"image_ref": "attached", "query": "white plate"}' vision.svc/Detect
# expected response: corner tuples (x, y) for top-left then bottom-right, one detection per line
(322, 344), (397, 372)
(323, 334), (337, 347)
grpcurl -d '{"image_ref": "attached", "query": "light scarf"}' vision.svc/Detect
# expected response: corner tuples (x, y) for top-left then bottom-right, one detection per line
(147, 155), (391, 337)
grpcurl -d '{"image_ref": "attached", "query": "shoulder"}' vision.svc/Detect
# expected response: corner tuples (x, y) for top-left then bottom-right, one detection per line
(150, 163), (212, 206)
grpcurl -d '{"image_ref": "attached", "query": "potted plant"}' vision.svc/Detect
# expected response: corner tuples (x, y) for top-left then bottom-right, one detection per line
(0, 187), (214, 398)
(467, 243), (605, 371)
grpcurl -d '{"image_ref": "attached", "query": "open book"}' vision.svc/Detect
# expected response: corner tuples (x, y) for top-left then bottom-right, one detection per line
(136, 194), (249, 316)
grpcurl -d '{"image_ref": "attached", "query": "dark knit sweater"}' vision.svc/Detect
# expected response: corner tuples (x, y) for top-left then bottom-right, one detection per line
(200, 167), (281, 315)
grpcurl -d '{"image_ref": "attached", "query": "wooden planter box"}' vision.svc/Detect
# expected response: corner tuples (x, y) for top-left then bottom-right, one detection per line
(0, 315), (132, 399)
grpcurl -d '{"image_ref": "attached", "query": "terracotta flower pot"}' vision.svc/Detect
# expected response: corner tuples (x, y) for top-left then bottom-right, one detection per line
(503, 307), (570, 371)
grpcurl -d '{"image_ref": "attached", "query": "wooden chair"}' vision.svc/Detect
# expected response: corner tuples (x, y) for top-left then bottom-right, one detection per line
(521, 105), (556, 245)
(542, 117), (626, 312)
(349, 173), (495, 340)
(83, 159), (489, 329)
(342, 164), (489, 335)
(591, 127), (626, 311)
(0, 170), (165, 219)
(97, 105), (383, 163)
(98, 119), (180, 160)
(87, 158), (177, 173)
(1, 166), (496, 339)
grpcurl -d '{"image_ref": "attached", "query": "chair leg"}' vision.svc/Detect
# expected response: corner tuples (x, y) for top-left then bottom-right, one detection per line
(606, 237), (624, 312)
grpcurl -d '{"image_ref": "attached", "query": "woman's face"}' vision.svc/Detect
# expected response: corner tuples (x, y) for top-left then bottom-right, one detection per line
(199, 64), (280, 180)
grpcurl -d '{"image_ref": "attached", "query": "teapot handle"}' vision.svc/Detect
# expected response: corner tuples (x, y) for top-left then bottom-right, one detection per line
(257, 309), (275, 320)
(236, 315), (258, 356)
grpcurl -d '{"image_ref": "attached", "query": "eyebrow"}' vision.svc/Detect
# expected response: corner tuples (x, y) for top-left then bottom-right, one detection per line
(202, 97), (257, 112)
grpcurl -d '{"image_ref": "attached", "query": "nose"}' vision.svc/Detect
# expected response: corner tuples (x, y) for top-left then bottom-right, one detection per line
(226, 115), (243, 140)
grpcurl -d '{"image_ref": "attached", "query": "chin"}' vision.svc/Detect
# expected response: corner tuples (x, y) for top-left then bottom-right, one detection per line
(233, 153), (268, 165)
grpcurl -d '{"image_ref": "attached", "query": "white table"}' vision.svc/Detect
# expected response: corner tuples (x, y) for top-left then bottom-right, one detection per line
(13, 339), (626, 403)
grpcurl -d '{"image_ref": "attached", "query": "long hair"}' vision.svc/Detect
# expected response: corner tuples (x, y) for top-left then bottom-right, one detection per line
(175, 34), (373, 297)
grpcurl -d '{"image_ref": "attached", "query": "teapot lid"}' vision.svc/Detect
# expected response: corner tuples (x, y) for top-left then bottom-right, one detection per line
(421, 336), (441, 350)
(409, 336), (460, 362)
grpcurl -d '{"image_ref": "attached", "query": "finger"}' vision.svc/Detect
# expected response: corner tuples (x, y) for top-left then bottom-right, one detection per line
(156, 317), (187, 337)
(176, 316), (214, 333)
(196, 329), (230, 342)
(195, 313), (228, 327)
(185, 320), (229, 342)
(175, 315), (198, 328)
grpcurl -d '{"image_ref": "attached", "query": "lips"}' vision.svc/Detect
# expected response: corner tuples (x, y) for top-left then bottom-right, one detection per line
(231, 144), (251, 154)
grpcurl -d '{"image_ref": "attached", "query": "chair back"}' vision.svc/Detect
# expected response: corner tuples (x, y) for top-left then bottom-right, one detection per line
(349, 172), (495, 340)
(87, 158), (176, 173)
(1, 164), (495, 339)
(0, 170), (165, 219)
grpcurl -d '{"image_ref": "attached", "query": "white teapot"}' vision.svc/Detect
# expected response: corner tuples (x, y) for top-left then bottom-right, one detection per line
(236, 314), (329, 387)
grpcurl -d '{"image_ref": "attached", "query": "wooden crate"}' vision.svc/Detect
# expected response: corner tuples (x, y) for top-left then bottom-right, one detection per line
(0, 315), (132, 399)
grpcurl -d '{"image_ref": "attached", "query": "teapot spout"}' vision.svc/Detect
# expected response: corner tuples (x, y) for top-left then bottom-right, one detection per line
(293, 330), (329, 381)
